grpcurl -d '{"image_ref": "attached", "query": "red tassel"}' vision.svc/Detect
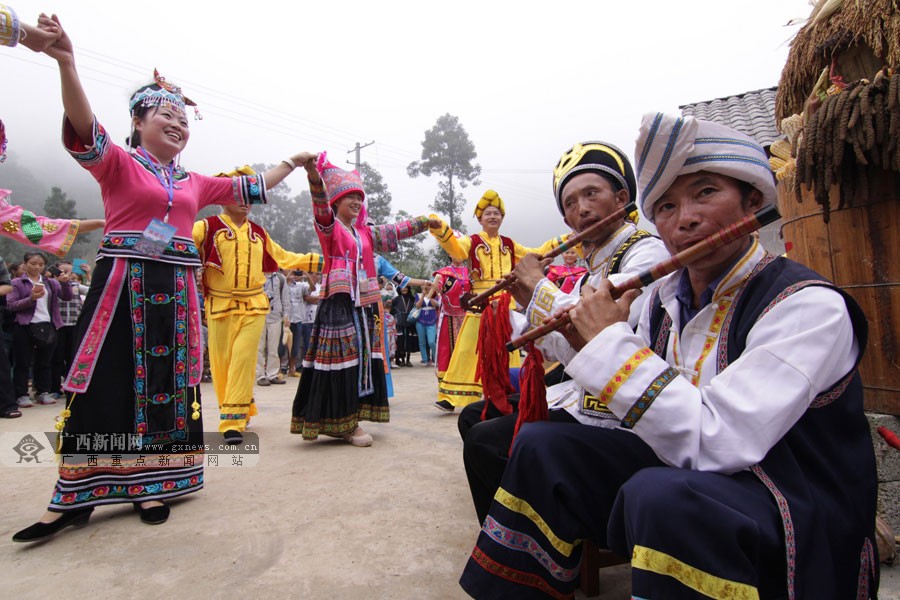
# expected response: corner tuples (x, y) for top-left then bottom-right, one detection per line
(878, 426), (900, 452)
(510, 342), (549, 452)
(476, 293), (515, 420)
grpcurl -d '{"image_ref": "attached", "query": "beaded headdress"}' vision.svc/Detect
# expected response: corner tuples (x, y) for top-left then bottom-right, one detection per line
(129, 69), (201, 120)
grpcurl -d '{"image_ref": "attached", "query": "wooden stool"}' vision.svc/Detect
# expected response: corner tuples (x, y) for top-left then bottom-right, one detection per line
(579, 540), (629, 597)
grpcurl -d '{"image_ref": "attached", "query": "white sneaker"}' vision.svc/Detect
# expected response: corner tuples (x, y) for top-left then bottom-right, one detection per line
(36, 393), (57, 405)
(17, 396), (34, 408)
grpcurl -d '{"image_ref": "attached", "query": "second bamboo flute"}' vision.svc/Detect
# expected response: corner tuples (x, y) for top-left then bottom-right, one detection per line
(464, 201), (637, 308)
(506, 204), (781, 351)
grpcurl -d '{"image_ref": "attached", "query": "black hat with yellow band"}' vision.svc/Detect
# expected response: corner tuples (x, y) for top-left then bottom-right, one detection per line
(552, 141), (637, 221)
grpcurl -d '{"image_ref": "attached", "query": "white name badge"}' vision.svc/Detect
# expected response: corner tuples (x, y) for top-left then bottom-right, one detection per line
(133, 218), (177, 258)
(357, 268), (370, 292)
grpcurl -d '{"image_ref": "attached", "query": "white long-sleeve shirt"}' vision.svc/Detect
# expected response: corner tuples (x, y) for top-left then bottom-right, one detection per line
(517, 223), (670, 424)
(565, 241), (859, 473)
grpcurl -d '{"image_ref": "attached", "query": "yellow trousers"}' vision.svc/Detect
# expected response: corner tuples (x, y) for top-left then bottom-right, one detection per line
(437, 312), (521, 408)
(208, 312), (265, 432)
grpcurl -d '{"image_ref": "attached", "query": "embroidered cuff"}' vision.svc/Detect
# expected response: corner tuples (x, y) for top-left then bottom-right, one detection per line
(525, 278), (567, 328)
(233, 173), (267, 205)
(428, 214), (451, 242)
(64, 117), (109, 167)
(0, 5), (21, 47)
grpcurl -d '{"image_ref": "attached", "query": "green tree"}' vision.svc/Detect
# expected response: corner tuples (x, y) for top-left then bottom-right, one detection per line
(43, 186), (95, 251)
(43, 186), (77, 220)
(407, 113), (481, 232)
(384, 210), (430, 278)
(358, 162), (392, 225)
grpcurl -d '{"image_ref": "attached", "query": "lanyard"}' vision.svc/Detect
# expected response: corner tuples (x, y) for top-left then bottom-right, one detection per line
(138, 147), (176, 223)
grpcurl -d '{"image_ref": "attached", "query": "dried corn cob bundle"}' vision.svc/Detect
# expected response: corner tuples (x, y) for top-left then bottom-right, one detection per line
(793, 68), (900, 221)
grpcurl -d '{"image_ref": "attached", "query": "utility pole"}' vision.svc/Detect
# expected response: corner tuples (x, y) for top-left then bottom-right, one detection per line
(347, 141), (375, 171)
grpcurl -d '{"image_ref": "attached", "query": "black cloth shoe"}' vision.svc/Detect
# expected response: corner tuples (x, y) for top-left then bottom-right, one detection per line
(224, 429), (243, 445)
(12, 507), (93, 542)
(134, 501), (170, 525)
(434, 400), (456, 413)
(269, 377), (286, 385)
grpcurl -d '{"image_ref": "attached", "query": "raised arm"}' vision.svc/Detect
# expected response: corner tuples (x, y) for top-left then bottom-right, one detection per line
(265, 236), (324, 274)
(427, 214), (471, 261)
(371, 215), (437, 253)
(303, 158), (333, 230)
(37, 14), (93, 147)
(76, 218), (104, 233)
(262, 152), (318, 190)
(1, 5), (60, 52)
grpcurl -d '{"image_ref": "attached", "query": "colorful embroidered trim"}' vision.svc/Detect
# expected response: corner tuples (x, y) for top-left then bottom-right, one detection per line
(0, 5), (21, 48)
(99, 232), (200, 265)
(598, 348), (653, 405)
(495, 487), (576, 557)
(232, 173), (267, 205)
(529, 280), (560, 327)
(620, 366), (679, 429)
(580, 392), (617, 419)
(372, 216), (429, 253)
(710, 254), (774, 375)
(129, 263), (192, 445)
(688, 298), (732, 386)
(857, 538), (876, 600)
(751, 464), (796, 600)
(482, 515), (581, 582)
(469, 547), (573, 600)
(52, 467), (203, 509)
(67, 120), (110, 167)
(64, 258), (128, 392)
(185, 269), (203, 386)
(631, 544), (760, 600)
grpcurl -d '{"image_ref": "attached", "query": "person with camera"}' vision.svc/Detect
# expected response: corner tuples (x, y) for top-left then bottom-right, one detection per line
(5, 250), (72, 407)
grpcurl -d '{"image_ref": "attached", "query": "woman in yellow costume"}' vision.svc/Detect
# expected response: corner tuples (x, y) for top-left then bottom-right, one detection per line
(428, 190), (569, 412)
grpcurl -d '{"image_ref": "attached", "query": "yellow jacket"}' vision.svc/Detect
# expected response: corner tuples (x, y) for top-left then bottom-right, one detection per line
(428, 214), (569, 297)
(193, 213), (322, 319)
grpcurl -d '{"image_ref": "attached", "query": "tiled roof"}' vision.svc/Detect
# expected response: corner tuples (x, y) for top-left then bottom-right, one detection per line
(679, 87), (781, 148)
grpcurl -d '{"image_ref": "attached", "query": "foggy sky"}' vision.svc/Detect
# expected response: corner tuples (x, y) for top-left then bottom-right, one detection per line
(3, 0), (813, 247)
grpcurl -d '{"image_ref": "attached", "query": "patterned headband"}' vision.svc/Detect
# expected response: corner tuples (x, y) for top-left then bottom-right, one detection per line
(129, 69), (201, 120)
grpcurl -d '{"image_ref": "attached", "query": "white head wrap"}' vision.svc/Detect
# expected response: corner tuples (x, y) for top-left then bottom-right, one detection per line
(634, 112), (776, 221)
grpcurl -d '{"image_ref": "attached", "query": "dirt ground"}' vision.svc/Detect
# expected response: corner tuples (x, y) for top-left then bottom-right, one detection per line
(1, 364), (897, 599)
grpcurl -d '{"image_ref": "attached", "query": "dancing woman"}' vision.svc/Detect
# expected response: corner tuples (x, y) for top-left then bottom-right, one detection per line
(290, 154), (435, 446)
(12, 14), (316, 542)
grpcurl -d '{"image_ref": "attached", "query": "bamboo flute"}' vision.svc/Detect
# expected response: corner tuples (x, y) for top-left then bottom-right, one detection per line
(506, 204), (781, 351)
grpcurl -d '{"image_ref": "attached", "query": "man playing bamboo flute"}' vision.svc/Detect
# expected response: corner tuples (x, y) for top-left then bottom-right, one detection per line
(457, 141), (669, 524)
(460, 114), (878, 599)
